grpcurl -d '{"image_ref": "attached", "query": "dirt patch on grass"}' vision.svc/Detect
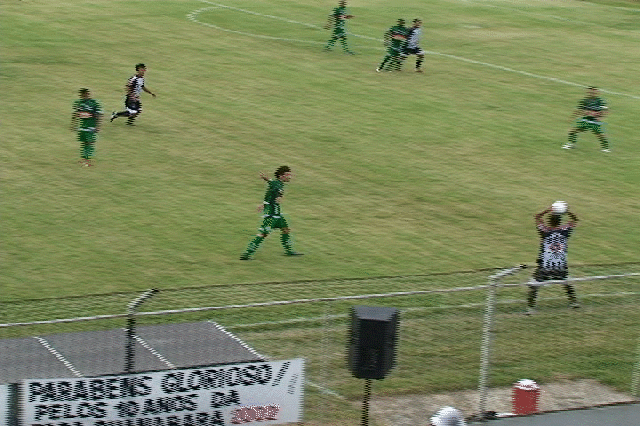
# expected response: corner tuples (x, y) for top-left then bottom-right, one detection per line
(369, 380), (636, 426)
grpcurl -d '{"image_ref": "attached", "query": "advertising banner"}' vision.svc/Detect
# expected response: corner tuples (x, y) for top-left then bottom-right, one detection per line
(21, 359), (304, 426)
(1, 384), (9, 425)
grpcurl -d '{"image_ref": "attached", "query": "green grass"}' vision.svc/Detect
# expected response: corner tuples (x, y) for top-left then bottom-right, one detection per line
(3, 0), (640, 423)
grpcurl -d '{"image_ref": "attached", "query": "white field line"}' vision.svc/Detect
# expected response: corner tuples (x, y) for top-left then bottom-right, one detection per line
(33, 336), (84, 378)
(206, 320), (346, 399)
(189, 1), (640, 101)
(305, 380), (346, 399)
(207, 320), (268, 361)
(129, 331), (177, 369)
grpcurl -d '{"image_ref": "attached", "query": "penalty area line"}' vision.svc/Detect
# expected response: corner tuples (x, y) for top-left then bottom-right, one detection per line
(207, 319), (346, 400)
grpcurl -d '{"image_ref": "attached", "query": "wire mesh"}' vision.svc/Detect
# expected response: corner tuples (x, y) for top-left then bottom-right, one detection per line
(2, 264), (639, 425)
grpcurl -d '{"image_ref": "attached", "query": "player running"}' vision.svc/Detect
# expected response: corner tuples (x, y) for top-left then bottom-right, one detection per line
(324, 0), (355, 54)
(110, 63), (156, 126)
(240, 166), (303, 260)
(564, 86), (610, 152)
(71, 88), (103, 167)
(376, 19), (408, 72)
(402, 19), (426, 73)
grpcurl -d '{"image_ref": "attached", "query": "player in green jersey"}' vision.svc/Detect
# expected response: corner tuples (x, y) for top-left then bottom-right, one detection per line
(240, 166), (303, 260)
(564, 86), (610, 152)
(70, 88), (103, 167)
(324, 0), (355, 54)
(376, 19), (408, 72)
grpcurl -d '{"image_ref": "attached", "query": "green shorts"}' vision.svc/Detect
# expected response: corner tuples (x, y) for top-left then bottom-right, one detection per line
(575, 118), (604, 134)
(259, 216), (289, 234)
(386, 46), (403, 56)
(78, 130), (97, 143)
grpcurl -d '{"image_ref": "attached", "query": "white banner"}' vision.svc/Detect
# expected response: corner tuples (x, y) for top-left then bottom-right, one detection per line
(21, 359), (304, 426)
(1, 384), (9, 425)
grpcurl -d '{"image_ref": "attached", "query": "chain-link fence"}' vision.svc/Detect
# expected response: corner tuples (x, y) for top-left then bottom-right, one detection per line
(2, 264), (640, 425)
(478, 265), (640, 420)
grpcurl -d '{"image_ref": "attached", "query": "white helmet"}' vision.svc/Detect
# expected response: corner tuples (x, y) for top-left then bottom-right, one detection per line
(430, 406), (466, 426)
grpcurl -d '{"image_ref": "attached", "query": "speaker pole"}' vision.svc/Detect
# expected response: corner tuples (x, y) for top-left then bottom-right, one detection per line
(361, 378), (372, 426)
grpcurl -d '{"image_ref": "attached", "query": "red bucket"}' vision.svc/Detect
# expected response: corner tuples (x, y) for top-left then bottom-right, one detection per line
(512, 379), (540, 415)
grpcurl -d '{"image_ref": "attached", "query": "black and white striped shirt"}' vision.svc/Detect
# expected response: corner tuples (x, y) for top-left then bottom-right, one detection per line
(406, 27), (422, 49)
(127, 75), (145, 98)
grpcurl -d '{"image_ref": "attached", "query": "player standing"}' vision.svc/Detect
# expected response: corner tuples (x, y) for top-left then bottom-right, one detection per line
(376, 19), (408, 72)
(110, 63), (156, 126)
(324, 0), (355, 54)
(70, 88), (103, 167)
(403, 19), (426, 73)
(240, 166), (303, 260)
(526, 205), (580, 315)
(564, 86), (610, 152)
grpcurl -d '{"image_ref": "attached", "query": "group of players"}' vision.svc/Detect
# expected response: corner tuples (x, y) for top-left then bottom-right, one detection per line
(376, 18), (425, 73)
(322, 1), (611, 152)
(70, 7), (613, 291)
(323, 1), (425, 72)
(70, 63), (156, 166)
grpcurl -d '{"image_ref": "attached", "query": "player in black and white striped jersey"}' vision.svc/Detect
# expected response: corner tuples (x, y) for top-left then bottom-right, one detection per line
(526, 205), (580, 315)
(402, 19), (425, 73)
(110, 63), (156, 126)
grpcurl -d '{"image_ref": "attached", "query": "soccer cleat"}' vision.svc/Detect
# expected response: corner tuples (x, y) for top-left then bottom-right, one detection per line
(110, 112), (118, 122)
(376, 67), (381, 72)
(601, 148), (611, 153)
(524, 307), (537, 316)
(570, 302), (581, 309)
(239, 254), (252, 260)
(345, 51), (355, 55)
(285, 252), (304, 256)
(415, 68), (423, 73)
(562, 143), (575, 150)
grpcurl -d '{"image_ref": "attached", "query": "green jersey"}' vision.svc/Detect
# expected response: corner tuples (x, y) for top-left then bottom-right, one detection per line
(73, 98), (103, 131)
(263, 180), (285, 217)
(332, 6), (348, 30)
(386, 25), (408, 50)
(578, 96), (606, 119)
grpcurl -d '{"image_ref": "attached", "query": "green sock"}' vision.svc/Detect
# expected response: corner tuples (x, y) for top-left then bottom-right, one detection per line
(325, 36), (336, 49)
(340, 37), (350, 52)
(599, 136), (609, 150)
(244, 235), (265, 256)
(280, 233), (294, 254)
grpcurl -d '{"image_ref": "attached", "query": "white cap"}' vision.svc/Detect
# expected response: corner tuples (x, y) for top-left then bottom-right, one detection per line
(430, 406), (466, 426)
(514, 379), (539, 390)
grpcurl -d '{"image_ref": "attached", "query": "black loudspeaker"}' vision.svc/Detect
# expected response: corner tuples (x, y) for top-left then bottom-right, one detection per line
(348, 306), (399, 380)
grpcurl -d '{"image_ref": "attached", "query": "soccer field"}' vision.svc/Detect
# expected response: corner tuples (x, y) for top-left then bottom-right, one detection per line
(2, 0), (640, 423)
(3, 0), (639, 300)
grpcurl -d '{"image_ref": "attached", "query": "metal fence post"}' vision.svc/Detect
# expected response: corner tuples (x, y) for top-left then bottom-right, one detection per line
(478, 265), (527, 419)
(632, 335), (640, 398)
(125, 289), (158, 373)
